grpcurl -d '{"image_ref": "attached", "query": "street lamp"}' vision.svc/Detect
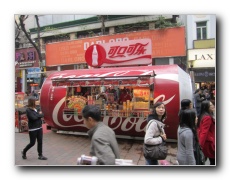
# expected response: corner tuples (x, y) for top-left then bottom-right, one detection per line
(188, 59), (196, 101)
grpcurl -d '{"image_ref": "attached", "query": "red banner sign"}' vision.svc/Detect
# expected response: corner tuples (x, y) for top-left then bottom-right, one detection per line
(46, 27), (186, 66)
(85, 39), (152, 67)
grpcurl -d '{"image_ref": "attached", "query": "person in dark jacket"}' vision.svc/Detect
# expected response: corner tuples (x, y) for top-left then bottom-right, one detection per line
(194, 89), (204, 116)
(21, 98), (47, 160)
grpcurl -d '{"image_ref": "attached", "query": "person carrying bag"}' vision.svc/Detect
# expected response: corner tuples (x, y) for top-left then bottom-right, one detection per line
(143, 120), (168, 160)
(143, 102), (168, 165)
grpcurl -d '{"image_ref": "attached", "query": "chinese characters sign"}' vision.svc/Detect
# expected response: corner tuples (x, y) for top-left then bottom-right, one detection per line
(15, 48), (39, 69)
(85, 39), (152, 67)
(46, 27), (186, 66)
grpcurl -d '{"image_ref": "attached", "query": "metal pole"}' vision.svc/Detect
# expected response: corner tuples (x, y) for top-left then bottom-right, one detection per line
(189, 68), (196, 106)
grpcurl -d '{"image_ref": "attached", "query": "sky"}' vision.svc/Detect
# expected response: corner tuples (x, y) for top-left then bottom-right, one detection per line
(1, 0), (228, 179)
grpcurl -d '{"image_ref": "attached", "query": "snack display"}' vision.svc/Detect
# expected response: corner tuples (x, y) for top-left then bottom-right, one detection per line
(67, 96), (87, 112)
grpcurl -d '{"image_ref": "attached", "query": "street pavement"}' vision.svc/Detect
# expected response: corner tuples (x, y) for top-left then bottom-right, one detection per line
(15, 124), (180, 166)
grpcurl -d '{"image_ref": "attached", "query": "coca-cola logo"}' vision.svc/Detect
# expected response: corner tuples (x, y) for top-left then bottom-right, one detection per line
(51, 70), (153, 80)
(84, 39), (152, 68)
(85, 44), (106, 67)
(51, 94), (175, 132)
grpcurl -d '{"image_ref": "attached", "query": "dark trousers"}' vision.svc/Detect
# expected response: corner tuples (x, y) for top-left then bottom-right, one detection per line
(145, 158), (159, 165)
(196, 107), (201, 116)
(209, 158), (215, 165)
(23, 128), (43, 156)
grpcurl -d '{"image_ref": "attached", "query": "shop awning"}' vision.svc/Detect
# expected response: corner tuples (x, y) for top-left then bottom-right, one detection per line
(50, 66), (156, 87)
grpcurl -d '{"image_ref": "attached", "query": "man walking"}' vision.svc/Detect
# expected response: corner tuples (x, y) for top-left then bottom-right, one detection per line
(82, 105), (120, 165)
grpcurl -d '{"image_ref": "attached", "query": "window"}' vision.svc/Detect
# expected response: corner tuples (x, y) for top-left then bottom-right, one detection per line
(196, 21), (207, 40)
(155, 58), (169, 65)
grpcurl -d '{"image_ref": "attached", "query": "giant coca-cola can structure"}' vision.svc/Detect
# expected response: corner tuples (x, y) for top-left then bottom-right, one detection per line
(40, 40), (192, 140)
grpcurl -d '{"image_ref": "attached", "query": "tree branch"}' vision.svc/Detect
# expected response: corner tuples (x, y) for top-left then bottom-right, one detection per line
(19, 15), (42, 66)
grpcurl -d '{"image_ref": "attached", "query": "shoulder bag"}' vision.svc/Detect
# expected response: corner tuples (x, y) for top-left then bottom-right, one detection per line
(143, 120), (168, 160)
(194, 139), (205, 165)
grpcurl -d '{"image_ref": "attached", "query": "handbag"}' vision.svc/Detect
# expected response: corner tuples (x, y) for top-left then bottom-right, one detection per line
(143, 120), (168, 160)
(194, 140), (205, 165)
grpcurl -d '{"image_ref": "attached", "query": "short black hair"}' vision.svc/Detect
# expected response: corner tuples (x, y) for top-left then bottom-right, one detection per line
(82, 105), (101, 122)
(180, 99), (191, 110)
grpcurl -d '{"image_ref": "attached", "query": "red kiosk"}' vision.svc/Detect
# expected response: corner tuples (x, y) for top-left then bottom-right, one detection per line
(40, 39), (193, 140)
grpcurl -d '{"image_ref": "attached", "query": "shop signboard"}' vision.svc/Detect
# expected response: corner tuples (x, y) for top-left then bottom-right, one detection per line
(46, 27), (186, 66)
(194, 68), (215, 82)
(27, 67), (41, 78)
(15, 48), (39, 69)
(187, 48), (216, 68)
(85, 39), (152, 67)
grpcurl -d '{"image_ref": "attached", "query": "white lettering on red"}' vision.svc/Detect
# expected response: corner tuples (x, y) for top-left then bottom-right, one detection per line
(154, 94), (176, 105)
(83, 38), (129, 50)
(51, 94), (175, 130)
(51, 70), (153, 80)
(108, 43), (148, 58)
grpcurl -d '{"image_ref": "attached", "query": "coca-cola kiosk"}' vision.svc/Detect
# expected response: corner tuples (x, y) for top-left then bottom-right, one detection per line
(40, 39), (192, 140)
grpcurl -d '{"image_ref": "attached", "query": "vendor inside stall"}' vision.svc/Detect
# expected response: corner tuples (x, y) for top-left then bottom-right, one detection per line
(118, 89), (132, 104)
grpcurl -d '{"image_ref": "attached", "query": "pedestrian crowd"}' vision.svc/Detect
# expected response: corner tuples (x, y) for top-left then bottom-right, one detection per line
(20, 88), (215, 166)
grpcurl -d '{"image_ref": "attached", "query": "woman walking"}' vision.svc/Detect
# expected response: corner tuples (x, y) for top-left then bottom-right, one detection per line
(197, 100), (215, 165)
(177, 109), (197, 165)
(21, 98), (47, 160)
(144, 102), (167, 165)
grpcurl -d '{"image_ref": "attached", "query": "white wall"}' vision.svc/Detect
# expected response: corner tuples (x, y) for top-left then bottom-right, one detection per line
(186, 15), (216, 49)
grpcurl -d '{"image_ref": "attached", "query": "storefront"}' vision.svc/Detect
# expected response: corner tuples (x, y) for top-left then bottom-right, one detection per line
(194, 68), (215, 100)
(15, 47), (40, 93)
(187, 48), (216, 102)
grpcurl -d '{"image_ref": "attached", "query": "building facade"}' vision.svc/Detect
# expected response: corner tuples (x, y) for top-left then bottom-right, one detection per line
(15, 15), (216, 97)
(186, 15), (216, 102)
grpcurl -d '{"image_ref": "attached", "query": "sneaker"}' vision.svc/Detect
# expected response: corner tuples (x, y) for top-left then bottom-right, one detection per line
(21, 151), (27, 159)
(38, 155), (48, 160)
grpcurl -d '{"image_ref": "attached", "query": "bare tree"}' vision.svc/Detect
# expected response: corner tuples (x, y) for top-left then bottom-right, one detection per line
(18, 15), (45, 88)
(15, 20), (21, 40)
(19, 15), (43, 66)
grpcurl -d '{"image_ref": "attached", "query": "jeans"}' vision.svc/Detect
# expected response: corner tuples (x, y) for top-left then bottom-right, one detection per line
(23, 128), (43, 156)
(145, 158), (159, 165)
(196, 107), (201, 116)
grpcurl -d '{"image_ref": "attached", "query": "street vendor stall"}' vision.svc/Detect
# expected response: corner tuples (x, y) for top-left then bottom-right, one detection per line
(15, 92), (28, 132)
(40, 39), (192, 140)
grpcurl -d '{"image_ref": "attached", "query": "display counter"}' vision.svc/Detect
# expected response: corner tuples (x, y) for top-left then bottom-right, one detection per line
(15, 92), (28, 132)
(62, 85), (152, 119)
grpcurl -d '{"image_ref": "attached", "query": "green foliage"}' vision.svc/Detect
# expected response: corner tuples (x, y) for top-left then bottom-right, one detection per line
(87, 30), (95, 37)
(43, 26), (69, 38)
(116, 22), (149, 33)
(155, 15), (182, 29)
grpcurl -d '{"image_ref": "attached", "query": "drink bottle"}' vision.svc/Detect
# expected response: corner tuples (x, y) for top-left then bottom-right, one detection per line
(92, 45), (98, 66)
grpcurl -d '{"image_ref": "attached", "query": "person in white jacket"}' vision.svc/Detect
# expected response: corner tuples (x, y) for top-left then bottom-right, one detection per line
(144, 102), (167, 165)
